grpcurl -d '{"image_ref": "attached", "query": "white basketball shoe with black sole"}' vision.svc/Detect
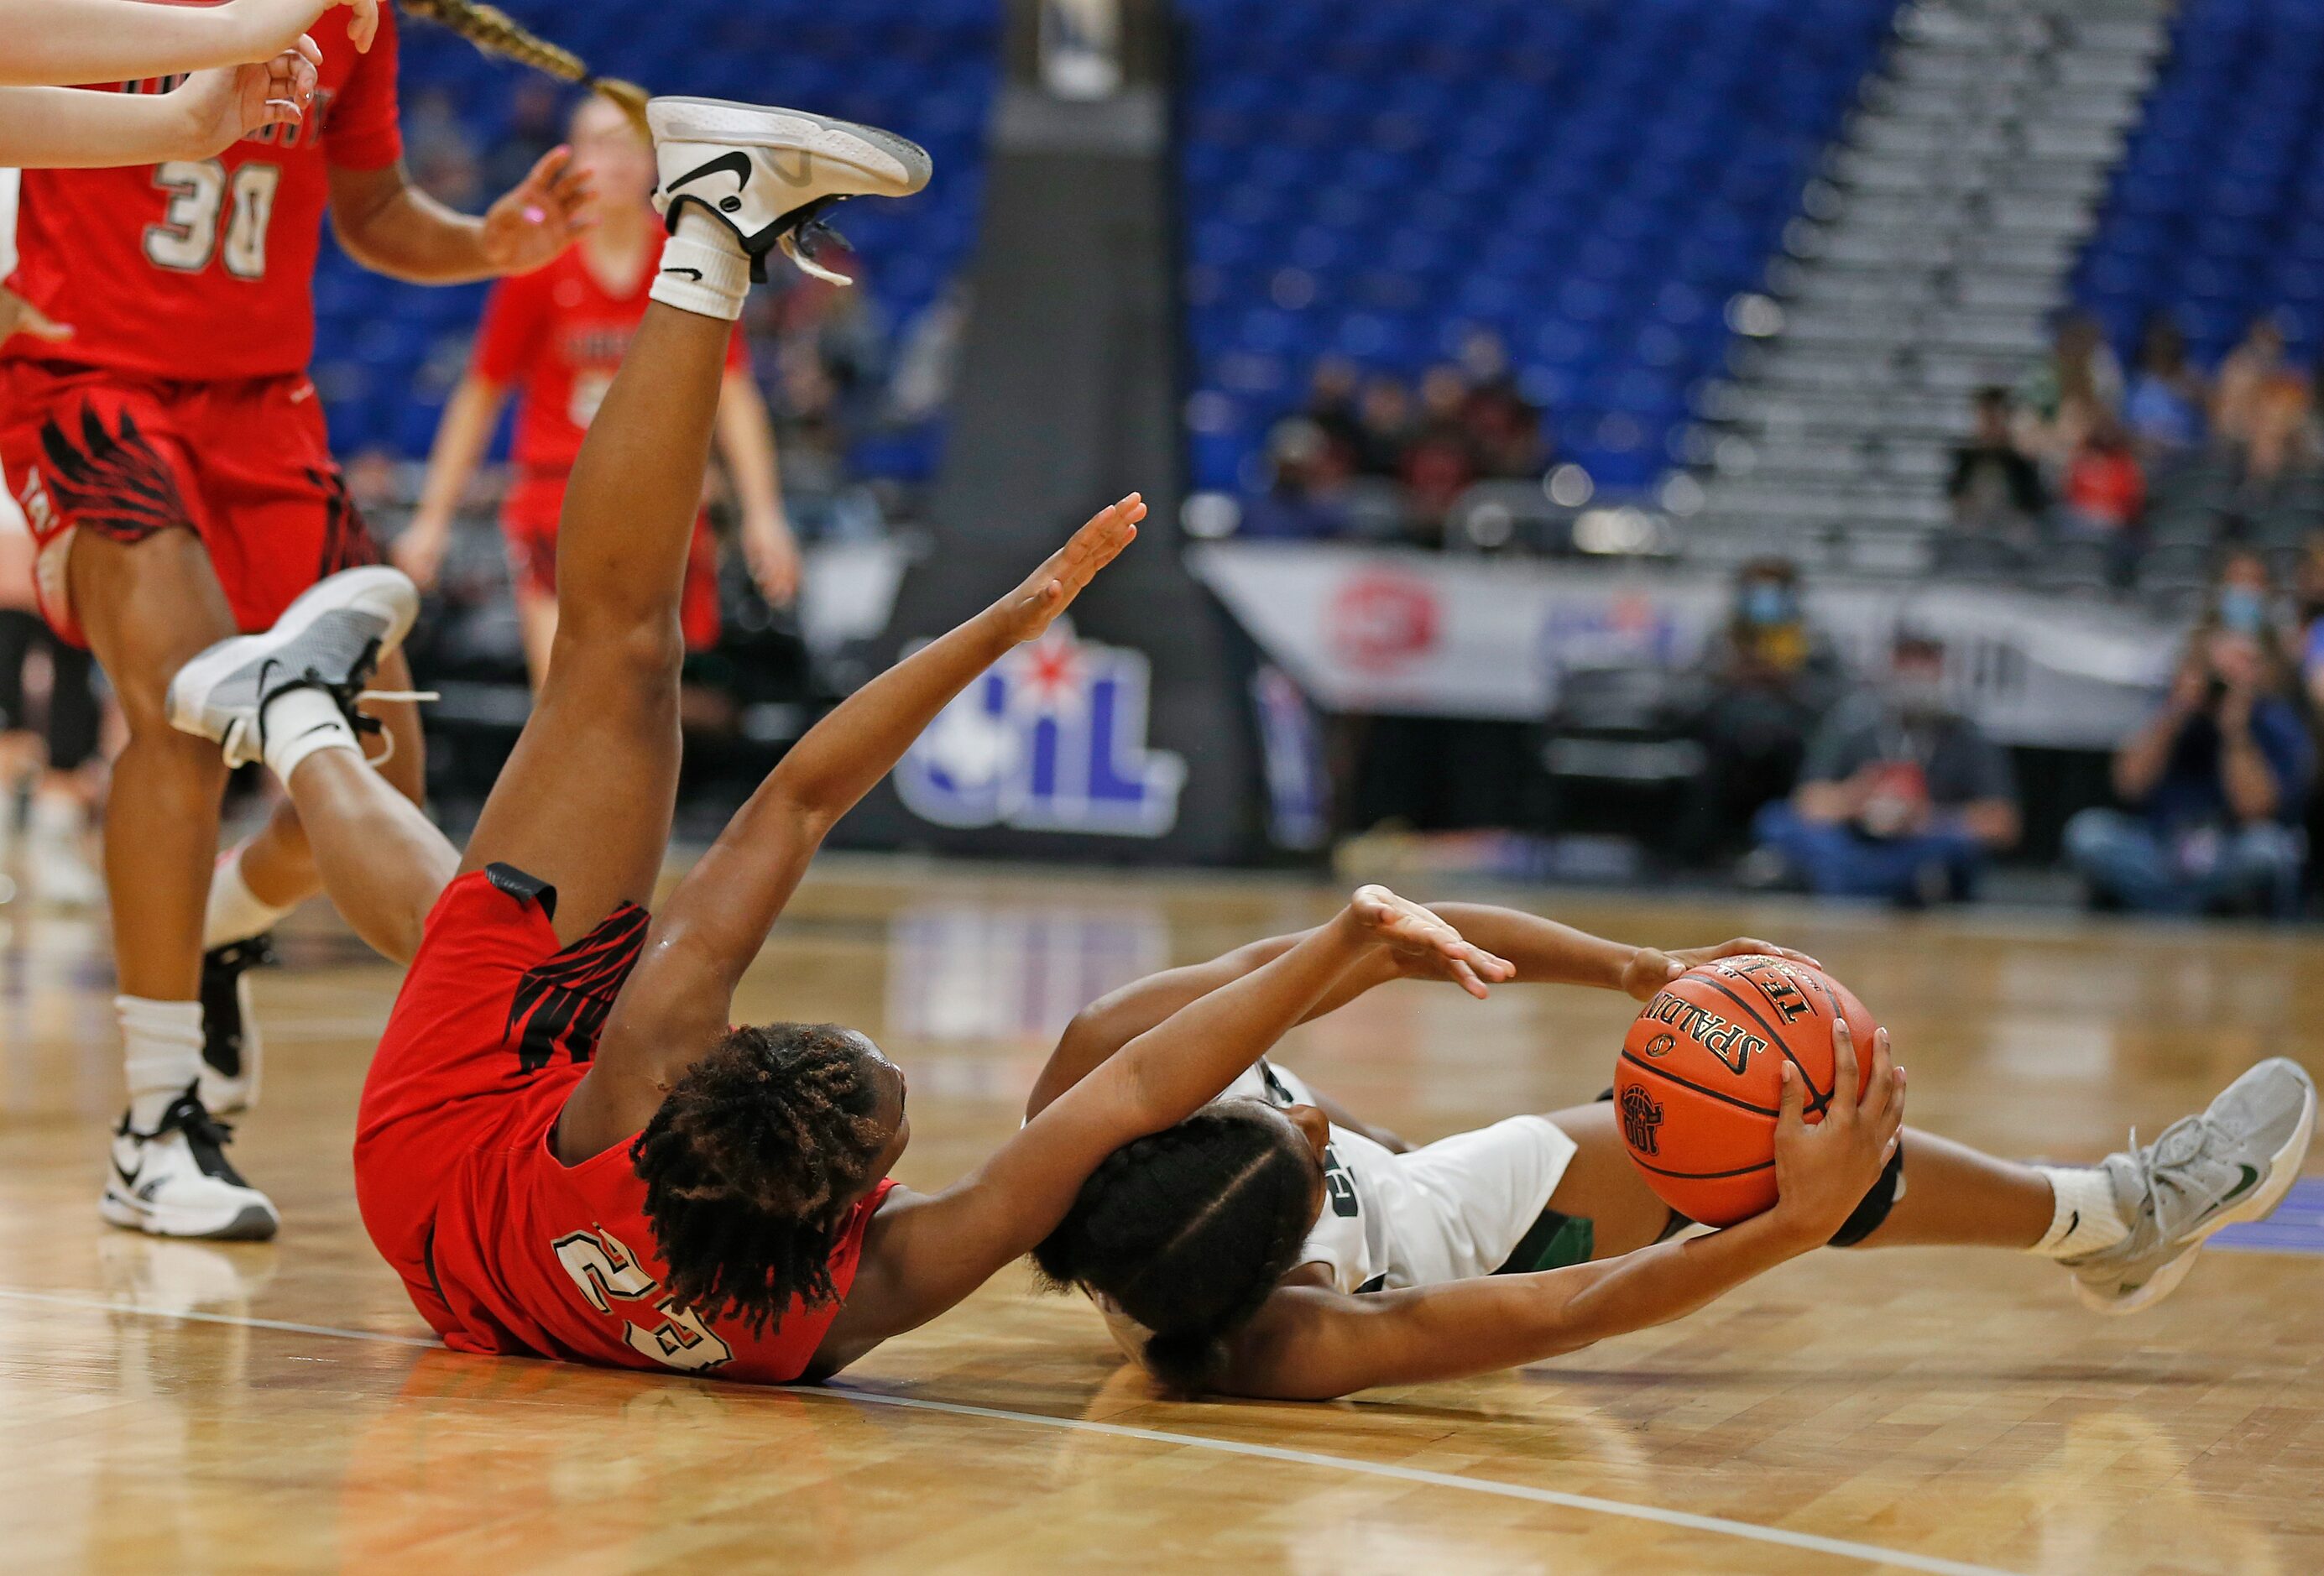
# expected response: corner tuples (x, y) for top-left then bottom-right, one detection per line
(647, 96), (932, 284)
(2065, 1057), (2316, 1313)
(165, 565), (419, 770)
(102, 1084), (279, 1241)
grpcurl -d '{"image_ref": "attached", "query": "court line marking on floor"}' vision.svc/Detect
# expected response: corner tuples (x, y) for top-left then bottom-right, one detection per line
(0, 1287), (2021, 1576)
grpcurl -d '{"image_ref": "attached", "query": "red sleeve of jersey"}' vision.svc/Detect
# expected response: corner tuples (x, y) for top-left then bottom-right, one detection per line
(324, 6), (404, 171)
(472, 272), (551, 386)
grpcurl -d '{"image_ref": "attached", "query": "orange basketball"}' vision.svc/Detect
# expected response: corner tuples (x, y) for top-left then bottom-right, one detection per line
(1612, 954), (1879, 1226)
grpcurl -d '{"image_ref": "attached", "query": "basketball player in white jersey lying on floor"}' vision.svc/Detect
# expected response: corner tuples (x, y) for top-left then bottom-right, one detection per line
(1026, 908), (2316, 1401)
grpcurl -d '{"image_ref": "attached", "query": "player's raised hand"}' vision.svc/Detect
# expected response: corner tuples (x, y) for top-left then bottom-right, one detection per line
(0, 287), (71, 347)
(995, 493), (1145, 644)
(1768, 1018), (1904, 1244)
(170, 41), (321, 160)
(1619, 937), (1823, 1002)
(1350, 885), (1515, 999)
(481, 146), (599, 277)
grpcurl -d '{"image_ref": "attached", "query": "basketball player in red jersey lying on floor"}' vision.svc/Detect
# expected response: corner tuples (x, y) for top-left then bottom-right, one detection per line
(1026, 909), (2316, 1400)
(154, 94), (1519, 1384)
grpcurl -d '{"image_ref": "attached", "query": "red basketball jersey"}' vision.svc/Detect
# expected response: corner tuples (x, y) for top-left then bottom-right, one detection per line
(2, 7), (403, 384)
(415, 1056), (896, 1382)
(472, 240), (749, 474)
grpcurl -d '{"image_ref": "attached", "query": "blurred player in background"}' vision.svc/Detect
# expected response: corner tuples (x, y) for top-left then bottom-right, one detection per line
(394, 95), (797, 686)
(0, 4), (593, 1242)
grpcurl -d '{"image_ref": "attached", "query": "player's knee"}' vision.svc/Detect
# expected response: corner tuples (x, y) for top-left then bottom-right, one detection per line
(562, 617), (686, 690)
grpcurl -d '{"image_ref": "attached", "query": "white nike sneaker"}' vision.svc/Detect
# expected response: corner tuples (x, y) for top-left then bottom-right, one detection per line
(101, 1085), (279, 1241)
(197, 934), (274, 1114)
(25, 797), (103, 909)
(166, 566), (419, 770)
(2065, 1057), (2316, 1314)
(648, 96), (932, 283)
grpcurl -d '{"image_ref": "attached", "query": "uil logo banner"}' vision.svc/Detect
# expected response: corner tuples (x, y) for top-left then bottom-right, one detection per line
(897, 619), (1188, 838)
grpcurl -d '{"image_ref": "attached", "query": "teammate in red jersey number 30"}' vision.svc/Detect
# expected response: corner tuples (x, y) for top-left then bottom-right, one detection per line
(0, 4), (594, 1243)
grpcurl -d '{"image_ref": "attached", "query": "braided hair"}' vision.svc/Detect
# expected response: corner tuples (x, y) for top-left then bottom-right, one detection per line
(1033, 1105), (1321, 1393)
(631, 1023), (890, 1335)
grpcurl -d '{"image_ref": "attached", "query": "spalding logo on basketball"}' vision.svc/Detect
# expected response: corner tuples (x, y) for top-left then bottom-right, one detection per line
(1612, 954), (1879, 1226)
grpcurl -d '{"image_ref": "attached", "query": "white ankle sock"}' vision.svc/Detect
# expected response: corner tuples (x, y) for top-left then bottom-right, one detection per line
(2029, 1166), (2131, 1260)
(649, 208), (753, 321)
(204, 843), (294, 950)
(259, 687), (359, 786)
(120, 995), (205, 1130)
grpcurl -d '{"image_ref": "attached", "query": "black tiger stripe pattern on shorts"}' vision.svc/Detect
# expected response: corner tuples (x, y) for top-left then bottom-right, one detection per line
(504, 901), (651, 1075)
(37, 402), (196, 545)
(311, 465), (383, 577)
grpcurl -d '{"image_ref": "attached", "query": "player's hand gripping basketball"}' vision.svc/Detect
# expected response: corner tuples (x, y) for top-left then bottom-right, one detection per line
(995, 493), (1146, 645)
(1619, 937), (1822, 1003)
(1768, 1018), (1904, 1245)
(1350, 885), (1516, 1000)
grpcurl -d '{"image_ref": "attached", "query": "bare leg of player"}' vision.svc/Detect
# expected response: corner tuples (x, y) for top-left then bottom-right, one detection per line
(70, 528), (279, 1239)
(1539, 1107), (2052, 1257)
(450, 297), (733, 946)
(513, 582), (558, 691)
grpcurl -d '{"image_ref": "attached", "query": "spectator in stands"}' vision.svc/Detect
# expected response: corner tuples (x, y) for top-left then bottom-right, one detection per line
(1946, 385), (2046, 546)
(403, 86), (483, 210)
(1352, 374), (1413, 479)
(2213, 315), (2316, 488)
(487, 78), (567, 197)
(1679, 557), (1846, 866)
(2018, 311), (2123, 468)
(1399, 363), (1481, 540)
(1457, 327), (1549, 480)
(2298, 537), (2324, 719)
(2065, 593), (2312, 919)
(2057, 410), (2147, 580)
(1747, 630), (2019, 905)
(2123, 313), (2207, 465)
(1302, 356), (1365, 471)
(1239, 417), (1351, 540)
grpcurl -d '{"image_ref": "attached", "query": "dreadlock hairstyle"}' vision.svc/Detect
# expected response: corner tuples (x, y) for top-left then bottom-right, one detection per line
(1032, 1105), (1322, 1393)
(631, 1023), (890, 1336)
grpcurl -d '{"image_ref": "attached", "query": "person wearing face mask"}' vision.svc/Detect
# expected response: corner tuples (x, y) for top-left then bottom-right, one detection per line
(1747, 631), (2019, 905)
(1678, 558), (1847, 867)
(2065, 566), (2312, 918)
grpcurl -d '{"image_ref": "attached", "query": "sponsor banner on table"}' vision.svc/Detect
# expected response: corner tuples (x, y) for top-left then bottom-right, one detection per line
(1189, 543), (2176, 749)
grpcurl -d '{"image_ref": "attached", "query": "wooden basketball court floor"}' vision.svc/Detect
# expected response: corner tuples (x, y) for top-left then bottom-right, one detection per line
(3, 858), (2320, 1575)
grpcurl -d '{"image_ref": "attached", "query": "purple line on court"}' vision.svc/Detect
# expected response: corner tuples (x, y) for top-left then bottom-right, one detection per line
(2210, 1177), (2324, 1257)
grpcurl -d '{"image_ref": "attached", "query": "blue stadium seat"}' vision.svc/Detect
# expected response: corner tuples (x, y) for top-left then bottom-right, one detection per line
(1179, 0), (1894, 500)
(2078, 0), (2324, 365)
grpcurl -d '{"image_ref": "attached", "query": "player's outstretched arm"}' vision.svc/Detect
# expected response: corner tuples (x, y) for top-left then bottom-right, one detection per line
(1424, 904), (1820, 1002)
(1219, 1021), (1904, 1400)
(812, 890), (1512, 1374)
(563, 498), (1146, 1152)
(0, 0), (373, 86)
(0, 46), (320, 168)
(1026, 932), (1415, 1148)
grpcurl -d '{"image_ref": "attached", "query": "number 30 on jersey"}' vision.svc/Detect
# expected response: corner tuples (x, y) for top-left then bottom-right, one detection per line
(551, 1227), (735, 1373)
(144, 160), (282, 279)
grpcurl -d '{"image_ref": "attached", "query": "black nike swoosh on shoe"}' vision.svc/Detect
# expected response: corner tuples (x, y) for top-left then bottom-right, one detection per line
(2222, 1163), (2263, 1203)
(2065, 1208), (2078, 1239)
(113, 1156), (141, 1187)
(668, 150), (752, 199)
(662, 266), (703, 281)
